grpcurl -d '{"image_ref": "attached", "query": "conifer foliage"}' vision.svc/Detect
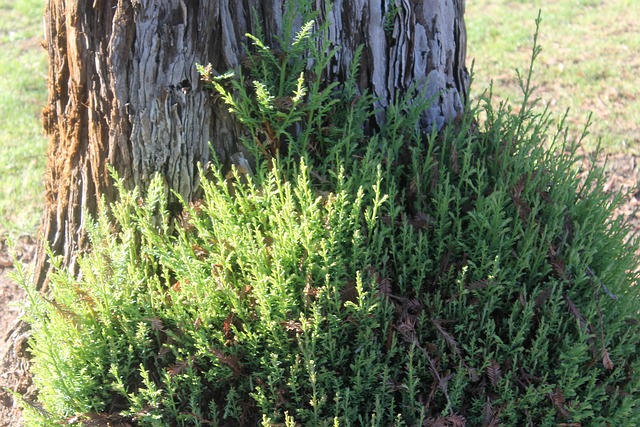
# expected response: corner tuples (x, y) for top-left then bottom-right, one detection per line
(17, 13), (639, 427)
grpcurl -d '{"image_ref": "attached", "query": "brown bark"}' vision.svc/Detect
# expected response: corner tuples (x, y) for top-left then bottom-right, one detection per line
(35, 0), (467, 289)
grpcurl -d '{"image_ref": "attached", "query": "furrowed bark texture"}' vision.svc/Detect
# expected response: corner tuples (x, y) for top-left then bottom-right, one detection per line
(317, 0), (468, 130)
(36, 0), (467, 289)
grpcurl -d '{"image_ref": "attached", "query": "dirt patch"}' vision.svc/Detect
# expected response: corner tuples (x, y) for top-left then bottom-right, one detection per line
(0, 237), (36, 427)
(583, 151), (640, 243)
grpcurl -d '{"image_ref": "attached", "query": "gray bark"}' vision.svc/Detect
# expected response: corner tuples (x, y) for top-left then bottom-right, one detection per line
(318, 0), (468, 130)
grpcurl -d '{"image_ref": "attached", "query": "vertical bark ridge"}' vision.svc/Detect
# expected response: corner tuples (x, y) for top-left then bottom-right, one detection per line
(316, 0), (468, 131)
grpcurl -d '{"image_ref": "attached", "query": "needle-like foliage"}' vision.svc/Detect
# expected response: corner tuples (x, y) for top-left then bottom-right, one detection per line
(17, 11), (639, 427)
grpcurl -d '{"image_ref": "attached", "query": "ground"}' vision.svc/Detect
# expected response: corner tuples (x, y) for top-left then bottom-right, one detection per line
(0, 237), (36, 427)
(0, 153), (638, 426)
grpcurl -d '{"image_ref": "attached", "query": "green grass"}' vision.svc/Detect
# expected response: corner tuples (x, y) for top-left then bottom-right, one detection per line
(0, 0), (47, 237)
(466, 0), (640, 153)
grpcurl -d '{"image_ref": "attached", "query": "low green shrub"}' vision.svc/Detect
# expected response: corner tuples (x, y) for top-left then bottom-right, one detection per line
(17, 15), (639, 427)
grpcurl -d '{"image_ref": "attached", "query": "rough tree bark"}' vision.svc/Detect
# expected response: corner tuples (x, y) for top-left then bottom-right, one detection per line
(34, 0), (468, 289)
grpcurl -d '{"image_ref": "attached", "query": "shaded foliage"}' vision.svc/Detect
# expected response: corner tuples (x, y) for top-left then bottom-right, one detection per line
(17, 14), (640, 427)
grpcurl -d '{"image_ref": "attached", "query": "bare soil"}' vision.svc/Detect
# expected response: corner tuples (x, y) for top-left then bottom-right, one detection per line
(0, 237), (36, 427)
(0, 153), (638, 427)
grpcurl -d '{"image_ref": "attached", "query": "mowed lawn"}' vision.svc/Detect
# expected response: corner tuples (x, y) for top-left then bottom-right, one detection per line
(0, 0), (47, 237)
(466, 0), (640, 153)
(0, 0), (638, 237)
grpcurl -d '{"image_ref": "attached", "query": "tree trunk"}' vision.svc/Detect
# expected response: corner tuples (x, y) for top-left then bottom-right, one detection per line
(34, 0), (467, 289)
